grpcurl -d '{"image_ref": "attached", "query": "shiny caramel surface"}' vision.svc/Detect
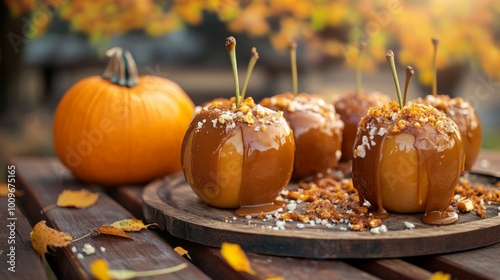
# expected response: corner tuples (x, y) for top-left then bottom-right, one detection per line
(352, 102), (465, 225)
(261, 92), (343, 180)
(413, 95), (482, 170)
(181, 98), (295, 215)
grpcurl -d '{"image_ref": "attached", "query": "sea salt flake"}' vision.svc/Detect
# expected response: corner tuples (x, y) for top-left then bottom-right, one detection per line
(404, 221), (415, 229)
(82, 243), (96, 255)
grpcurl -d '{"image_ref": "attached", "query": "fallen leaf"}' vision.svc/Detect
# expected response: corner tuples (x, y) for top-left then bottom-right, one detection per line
(0, 182), (23, 197)
(110, 219), (158, 232)
(90, 258), (112, 280)
(220, 242), (256, 275)
(0, 183), (8, 196)
(90, 258), (187, 280)
(174, 246), (192, 260)
(96, 225), (132, 239)
(430, 271), (451, 280)
(30, 220), (73, 257)
(57, 189), (99, 208)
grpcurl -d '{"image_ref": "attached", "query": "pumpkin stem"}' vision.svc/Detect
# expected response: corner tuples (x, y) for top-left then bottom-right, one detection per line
(103, 47), (139, 87)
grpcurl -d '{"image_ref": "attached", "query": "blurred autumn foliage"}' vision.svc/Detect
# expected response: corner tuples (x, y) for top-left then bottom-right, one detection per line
(4, 0), (500, 84)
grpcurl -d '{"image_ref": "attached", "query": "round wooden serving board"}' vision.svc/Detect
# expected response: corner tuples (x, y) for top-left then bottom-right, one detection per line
(143, 172), (500, 259)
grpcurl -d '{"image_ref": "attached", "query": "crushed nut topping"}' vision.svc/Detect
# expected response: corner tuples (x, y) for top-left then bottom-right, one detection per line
(194, 97), (284, 132)
(260, 92), (344, 135)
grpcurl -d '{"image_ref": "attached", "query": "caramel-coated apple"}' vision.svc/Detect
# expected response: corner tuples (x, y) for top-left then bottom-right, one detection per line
(261, 92), (344, 180)
(181, 37), (295, 216)
(411, 38), (481, 171)
(352, 51), (465, 226)
(260, 43), (343, 181)
(182, 97), (295, 215)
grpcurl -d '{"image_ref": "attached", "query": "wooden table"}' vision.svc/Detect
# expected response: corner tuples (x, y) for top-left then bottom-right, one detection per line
(2, 150), (499, 280)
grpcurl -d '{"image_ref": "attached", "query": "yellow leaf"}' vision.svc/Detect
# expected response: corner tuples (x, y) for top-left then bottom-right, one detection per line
(30, 220), (73, 257)
(266, 277), (284, 280)
(57, 189), (99, 208)
(430, 271), (451, 280)
(96, 225), (132, 239)
(90, 258), (188, 280)
(0, 183), (8, 196)
(110, 219), (158, 232)
(174, 246), (192, 260)
(90, 258), (112, 280)
(220, 242), (256, 275)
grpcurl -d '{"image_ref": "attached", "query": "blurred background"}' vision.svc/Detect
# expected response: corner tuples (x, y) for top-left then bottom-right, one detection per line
(1, 0), (499, 169)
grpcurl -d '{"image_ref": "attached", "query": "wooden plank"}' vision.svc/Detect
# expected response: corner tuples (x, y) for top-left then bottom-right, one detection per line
(11, 157), (209, 280)
(109, 181), (380, 280)
(409, 243), (500, 280)
(346, 259), (432, 280)
(0, 197), (48, 280)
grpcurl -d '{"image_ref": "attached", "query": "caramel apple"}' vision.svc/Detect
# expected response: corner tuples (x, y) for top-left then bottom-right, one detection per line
(181, 37), (295, 216)
(260, 43), (343, 181)
(333, 41), (390, 161)
(352, 51), (465, 225)
(411, 38), (481, 171)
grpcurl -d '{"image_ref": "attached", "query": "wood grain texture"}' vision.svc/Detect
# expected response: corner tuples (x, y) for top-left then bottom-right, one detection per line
(142, 173), (500, 258)
(11, 157), (209, 280)
(0, 198), (47, 280)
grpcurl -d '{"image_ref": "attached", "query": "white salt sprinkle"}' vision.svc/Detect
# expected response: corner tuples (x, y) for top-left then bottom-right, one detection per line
(404, 221), (415, 229)
(77, 253), (84, 260)
(71, 246), (77, 253)
(82, 243), (96, 255)
(286, 203), (297, 211)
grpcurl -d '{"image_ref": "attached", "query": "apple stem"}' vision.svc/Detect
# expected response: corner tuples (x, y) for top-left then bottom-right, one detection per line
(404, 66), (414, 106)
(432, 37), (438, 97)
(355, 40), (367, 96)
(226, 36), (240, 107)
(289, 42), (298, 96)
(385, 50), (403, 109)
(240, 47), (259, 101)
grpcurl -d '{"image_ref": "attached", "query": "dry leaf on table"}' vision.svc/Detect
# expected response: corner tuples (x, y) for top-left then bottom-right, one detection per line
(30, 220), (73, 257)
(96, 225), (132, 239)
(110, 219), (158, 232)
(430, 271), (451, 280)
(220, 242), (256, 275)
(90, 258), (187, 280)
(0, 183), (8, 196)
(174, 246), (192, 260)
(41, 189), (99, 213)
(57, 189), (99, 208)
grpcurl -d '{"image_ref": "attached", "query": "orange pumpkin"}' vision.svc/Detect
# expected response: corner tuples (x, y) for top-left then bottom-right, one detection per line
(53, 47), (194, 186)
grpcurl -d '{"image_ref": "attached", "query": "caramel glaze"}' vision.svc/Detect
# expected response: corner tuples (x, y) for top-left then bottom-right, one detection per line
(334, 92), (390, 161)
(352, 102), (465, 225)
(413, 95), (482, 171)
(181, 99), (295, 216)
(261, 93), (343, 181)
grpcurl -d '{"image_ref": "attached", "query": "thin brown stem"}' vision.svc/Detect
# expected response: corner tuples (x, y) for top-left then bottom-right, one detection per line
(226, 36), (240, 107)
(404, 66), (414, 106)
(386, 50), (403, 109)
(289, 42), (298, 95)
(240, 47), (259, 101)
(432, 37), (439, 97)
